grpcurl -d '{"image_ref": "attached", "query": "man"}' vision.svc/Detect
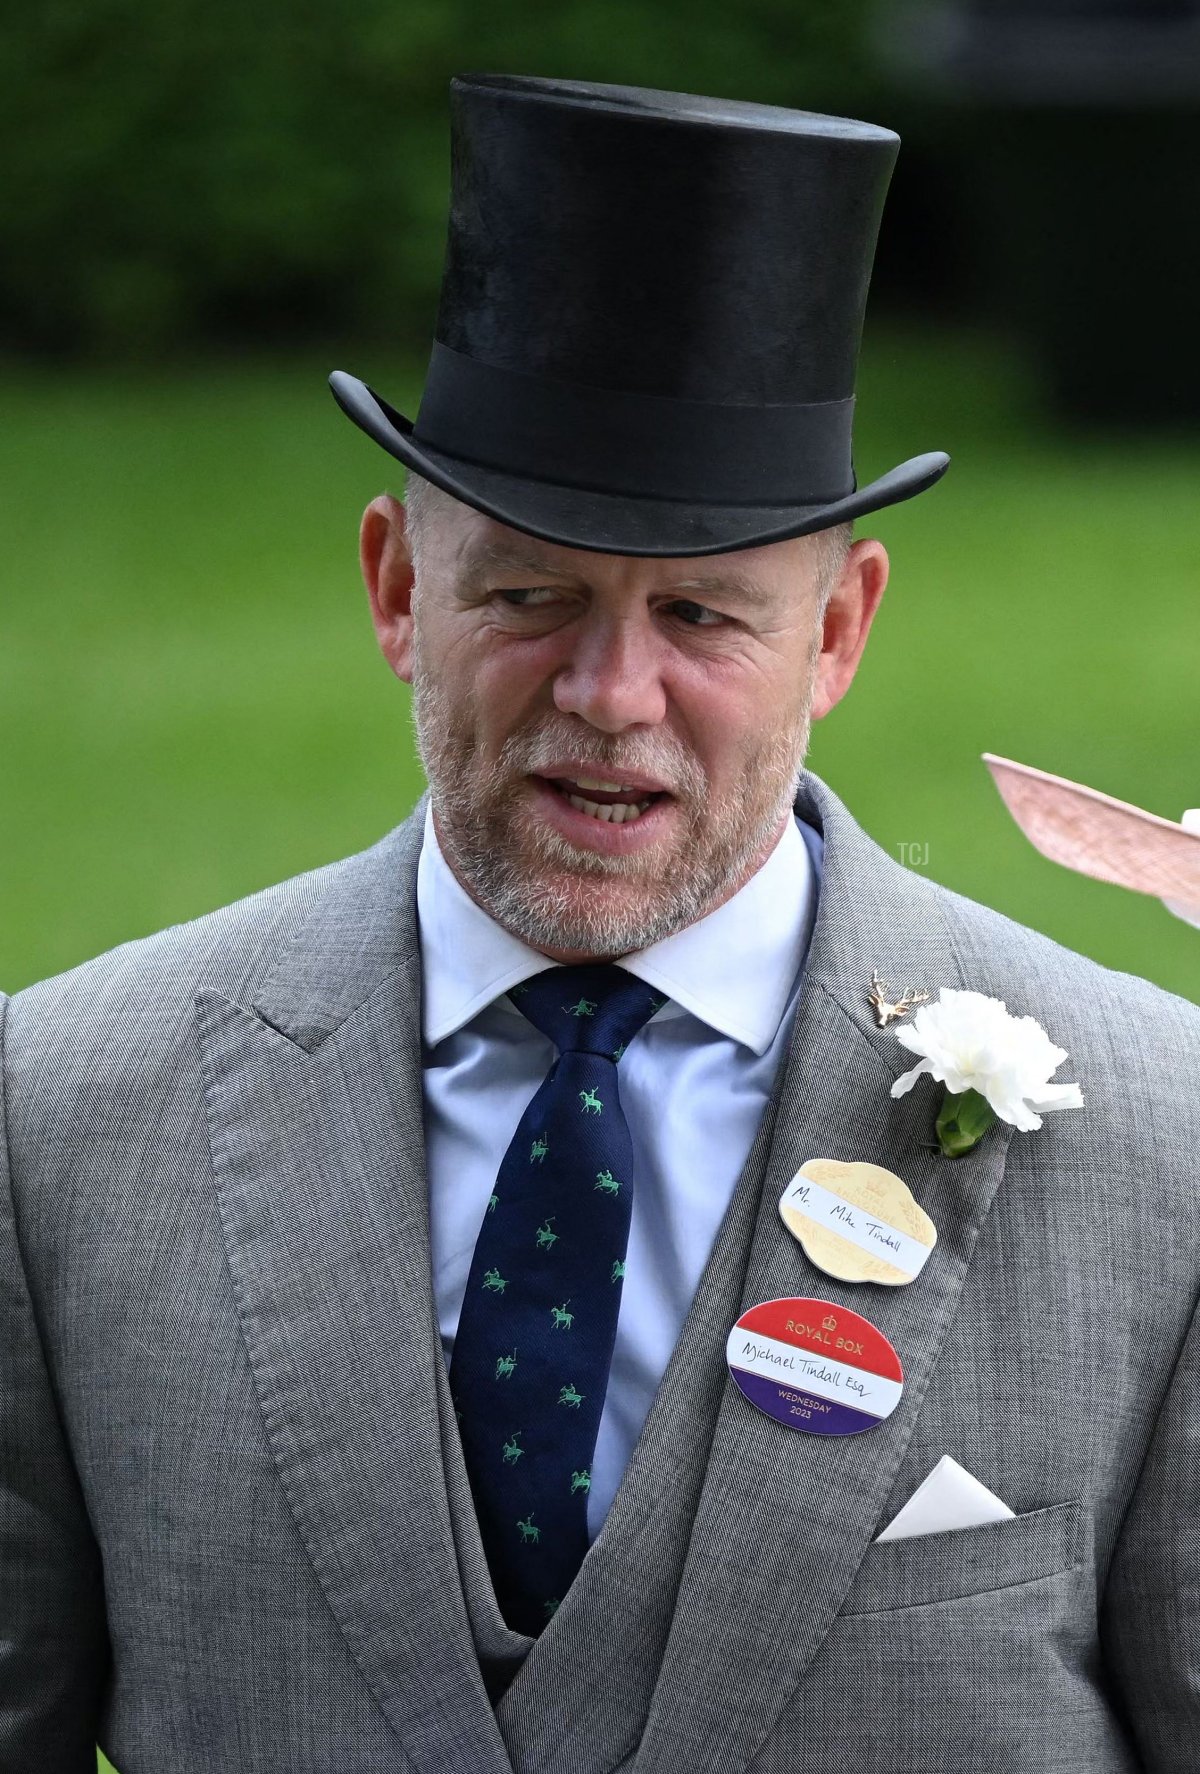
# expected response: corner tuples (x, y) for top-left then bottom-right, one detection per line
(2, 74), (1198, 1774)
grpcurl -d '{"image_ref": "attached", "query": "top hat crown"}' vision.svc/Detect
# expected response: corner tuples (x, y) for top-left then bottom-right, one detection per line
(330, 74), (948, 556)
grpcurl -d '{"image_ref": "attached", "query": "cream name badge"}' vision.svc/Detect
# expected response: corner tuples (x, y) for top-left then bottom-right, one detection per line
(779, 1158), (936, 1286)
(726, 1297), (903, 1436)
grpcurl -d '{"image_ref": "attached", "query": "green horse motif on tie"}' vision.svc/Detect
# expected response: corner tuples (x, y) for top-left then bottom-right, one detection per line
(550, 1301), (574, 1330)
(579, 1088), (603, 1115)
(535, 1218), (559, 1249)
(494, 1350), (517, 1379)
(570, 1469), (591, 1495)
(557, 1382), (584, 1408)
(611, 1042), (627, 1063)
(611, 1259), (626, 1284)
(482, 1267), (507, 1294)
(502, 1432), (524, 1465)
(487, 1193), (499, 1214)
(517, 1513), (540, 1543)
(564, 997), (597, 1017)
(594, 1169), (620, 1195)
(530, 1134), (549, 1163)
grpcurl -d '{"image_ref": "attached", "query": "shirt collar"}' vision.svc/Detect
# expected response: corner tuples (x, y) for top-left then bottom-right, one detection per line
(417, 802), (820, 1056)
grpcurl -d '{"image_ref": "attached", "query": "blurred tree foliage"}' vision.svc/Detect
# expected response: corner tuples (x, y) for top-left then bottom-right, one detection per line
(0, 0), (881, 358)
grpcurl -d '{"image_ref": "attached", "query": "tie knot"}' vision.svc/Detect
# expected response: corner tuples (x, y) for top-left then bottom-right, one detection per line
(509, 964), (665, 1059)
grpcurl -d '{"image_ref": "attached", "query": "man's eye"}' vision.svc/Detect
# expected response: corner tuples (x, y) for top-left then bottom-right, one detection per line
(498, 587), (561, 607)
(668, 599), (724, 627)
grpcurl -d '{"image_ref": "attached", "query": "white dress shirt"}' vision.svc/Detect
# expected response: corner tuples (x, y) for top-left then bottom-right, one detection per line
(418, 802), (823, 1538)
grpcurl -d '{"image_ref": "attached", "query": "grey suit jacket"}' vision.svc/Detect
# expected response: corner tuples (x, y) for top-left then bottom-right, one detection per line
(3, 769), (1199, 1773)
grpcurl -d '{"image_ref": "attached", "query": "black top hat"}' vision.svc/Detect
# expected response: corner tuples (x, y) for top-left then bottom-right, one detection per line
(330, 75), (948, 557)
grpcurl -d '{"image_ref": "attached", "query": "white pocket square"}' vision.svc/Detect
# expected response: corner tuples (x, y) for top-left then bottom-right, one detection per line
(874, 1455), (1014, 1542)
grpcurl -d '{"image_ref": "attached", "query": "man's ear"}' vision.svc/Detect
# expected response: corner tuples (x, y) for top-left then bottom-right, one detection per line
(359, 493), (415, 683)
(810, 538), (889, 722)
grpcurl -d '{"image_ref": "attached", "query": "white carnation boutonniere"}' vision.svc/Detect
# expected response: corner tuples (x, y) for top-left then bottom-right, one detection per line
(889, 987), (1084, 1158)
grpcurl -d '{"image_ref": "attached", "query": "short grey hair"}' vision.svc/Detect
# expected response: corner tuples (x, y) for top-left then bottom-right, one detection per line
(811, 519), (854, 608)
(401, 470), (443, 578)
(404, 470), (852, 602)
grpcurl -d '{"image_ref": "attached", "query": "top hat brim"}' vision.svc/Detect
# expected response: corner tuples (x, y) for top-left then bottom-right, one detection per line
(330, 371), (949, 559)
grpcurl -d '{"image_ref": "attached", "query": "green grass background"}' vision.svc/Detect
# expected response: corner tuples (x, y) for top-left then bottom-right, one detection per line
(5, 329), (1198, 1017)
(0, 333), (1197, 1772)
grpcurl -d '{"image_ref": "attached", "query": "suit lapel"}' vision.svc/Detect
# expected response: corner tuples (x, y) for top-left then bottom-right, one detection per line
(634, 770), (1016, 1774)
(196, 801), (512, 1774)
(193, 763), (1015, 1774)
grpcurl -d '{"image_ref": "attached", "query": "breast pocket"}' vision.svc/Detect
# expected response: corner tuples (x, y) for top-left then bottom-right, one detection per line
(840, 1499), (1085, 1615)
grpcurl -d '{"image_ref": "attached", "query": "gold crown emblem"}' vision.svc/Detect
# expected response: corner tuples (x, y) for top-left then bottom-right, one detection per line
(822, 1313), (837, 1330)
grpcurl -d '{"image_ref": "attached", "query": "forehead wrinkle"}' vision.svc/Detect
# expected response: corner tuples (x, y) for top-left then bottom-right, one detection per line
(447, 532), (806, 616)
(453, 536), (587, 588)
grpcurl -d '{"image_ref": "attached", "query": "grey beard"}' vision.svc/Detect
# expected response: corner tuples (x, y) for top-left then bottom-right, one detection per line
(435, 765), (804, 958)
(408, 629), (815, 959)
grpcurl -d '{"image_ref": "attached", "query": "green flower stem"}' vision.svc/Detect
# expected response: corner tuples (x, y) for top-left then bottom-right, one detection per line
(935, 1087), (997, 1158)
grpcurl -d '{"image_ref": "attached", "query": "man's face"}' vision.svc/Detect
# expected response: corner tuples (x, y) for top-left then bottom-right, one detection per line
(363, 491), (886, 961)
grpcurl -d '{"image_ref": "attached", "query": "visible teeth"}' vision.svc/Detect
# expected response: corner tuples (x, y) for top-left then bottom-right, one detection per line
(565, 793), (653, 823)
(572, 776), (639, 793)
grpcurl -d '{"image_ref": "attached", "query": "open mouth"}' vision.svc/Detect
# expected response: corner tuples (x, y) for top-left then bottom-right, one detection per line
(537, 775), (669, 826)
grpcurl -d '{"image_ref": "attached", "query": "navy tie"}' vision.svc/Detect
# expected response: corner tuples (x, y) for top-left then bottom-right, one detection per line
(449, 964), (665, 1634)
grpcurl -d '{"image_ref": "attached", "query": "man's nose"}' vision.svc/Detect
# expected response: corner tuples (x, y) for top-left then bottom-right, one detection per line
(551, 613), (668, 732)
